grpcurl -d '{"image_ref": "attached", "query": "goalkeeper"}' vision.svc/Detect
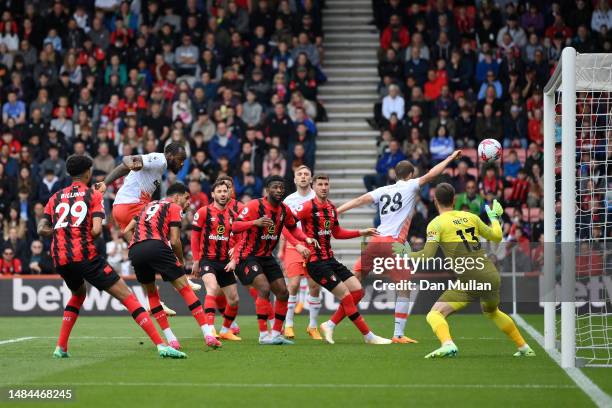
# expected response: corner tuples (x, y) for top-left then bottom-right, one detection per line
(410, 183), (535, 358)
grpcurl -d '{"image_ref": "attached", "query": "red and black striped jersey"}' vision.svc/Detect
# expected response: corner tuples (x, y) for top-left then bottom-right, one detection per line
(129, 199), (183, 248)
(227, 198), (245, 215)
(294, 197), (360, 262)
(234, 198), (297, 260)
(191, 204), (235, 262)
(44, 182), (106, 266)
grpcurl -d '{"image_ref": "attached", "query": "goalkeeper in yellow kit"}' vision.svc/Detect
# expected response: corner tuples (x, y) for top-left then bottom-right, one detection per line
(410, 183), (535, 358)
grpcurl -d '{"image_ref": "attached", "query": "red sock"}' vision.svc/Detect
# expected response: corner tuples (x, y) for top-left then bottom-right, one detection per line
(179, 286), (206, 326)
(216, 295), (227, 315)
(331, 289), (365, 325)
(122, 294), (163, 345)
(204, 295), (217, 327)
(255, 297), (270, 332)
(248, 287), (258, 301)
(341, 295), (370, 335)
(222, 304), (239, 329)
(147, 289), (169, 330)
(272, 299), (288, 332)
(57, 294), (86, 350)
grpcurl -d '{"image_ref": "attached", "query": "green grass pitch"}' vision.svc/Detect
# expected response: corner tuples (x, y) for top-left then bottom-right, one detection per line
(0, 314), (610, 407)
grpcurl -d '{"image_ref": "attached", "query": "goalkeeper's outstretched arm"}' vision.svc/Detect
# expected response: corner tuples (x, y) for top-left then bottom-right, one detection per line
(479, 200), (504, 243)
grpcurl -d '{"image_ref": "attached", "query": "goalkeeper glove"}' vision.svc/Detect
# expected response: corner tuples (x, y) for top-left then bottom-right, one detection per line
(484, 200), (503, 223)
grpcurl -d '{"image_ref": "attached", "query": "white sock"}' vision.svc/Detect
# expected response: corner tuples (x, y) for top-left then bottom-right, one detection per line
(307, 294), (321, 328)
(271, 330), (281, 337)
(230, 320), (239, 329)
(364, 331), (375, 341)
(219, 326), (229, 334)
(163, 328), (177, 342)
(259, 331), (269, 339)
(203, 324), (213, 337)
(393, 297), (411, 337)
(326, 320), (336, 330)
(298, 278), (308, 303)
(286, 294), (298, 327)
(443, 340), (456, 347)
(519, 344), (530, 352)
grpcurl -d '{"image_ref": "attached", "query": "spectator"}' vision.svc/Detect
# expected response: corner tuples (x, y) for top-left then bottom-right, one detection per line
(508, 169), (530, 207)
(381, 84), (405, 123)
(262, 146), (287, 178)
(430, 125), (455, 165)
(591, 0), (612, 34)
(364, 139), (406, 191)
(503, 150), (523, 183)
(174, 34), (199, 76)
(0, 247), (21, 275)
(454, 180), (484, 215)
(209, 121), (241, 165)
(452, 161), (476, 194)
(381, 14), (410, 50)
(234, 160), (263, 198)
(188, 179), (209, 211)
(242, 90), (264, 127)
(497, 14), (527, 49)
(476, 104), (503, 142)
(480, 166), (503, 200)
(26, 240), (54, 274)
(2, 90), (26, 125)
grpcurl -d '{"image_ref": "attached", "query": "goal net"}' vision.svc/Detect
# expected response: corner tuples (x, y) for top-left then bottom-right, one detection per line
(543, 48), (612, 368)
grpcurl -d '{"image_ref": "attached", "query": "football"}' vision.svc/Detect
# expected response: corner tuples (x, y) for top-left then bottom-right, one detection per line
(478, 138), (502, 162)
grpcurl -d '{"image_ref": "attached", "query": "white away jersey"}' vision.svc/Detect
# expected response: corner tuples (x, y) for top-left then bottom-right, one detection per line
(283, 189), (316, 228)
(368, 178), (420, 239)
(114, 153), (167, 205)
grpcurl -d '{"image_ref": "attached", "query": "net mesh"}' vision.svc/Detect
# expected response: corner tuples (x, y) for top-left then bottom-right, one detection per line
(554, 83), (612, 367)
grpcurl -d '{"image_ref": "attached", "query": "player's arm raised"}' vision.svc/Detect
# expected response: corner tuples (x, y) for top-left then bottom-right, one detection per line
(478, 200), (504, 243)
(95, 155), (144, 193)
(336, 193), (374, 214)
(418, 150), (462, 187)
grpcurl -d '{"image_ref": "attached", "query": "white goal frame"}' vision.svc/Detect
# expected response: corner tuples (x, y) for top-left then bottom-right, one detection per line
(543, 47), (612, 368)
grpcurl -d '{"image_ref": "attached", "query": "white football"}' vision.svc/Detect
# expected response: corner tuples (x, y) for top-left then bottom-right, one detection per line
(478, 139), (502, 162)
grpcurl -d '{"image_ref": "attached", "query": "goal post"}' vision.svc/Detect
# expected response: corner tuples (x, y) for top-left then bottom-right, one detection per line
(543, 47), (612, 368)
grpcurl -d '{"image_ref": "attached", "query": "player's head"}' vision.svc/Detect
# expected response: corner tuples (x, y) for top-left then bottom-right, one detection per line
(433, 182), (455, 211)
(216, 175), (234, 196)
(211, 180), (230, 207)
(166, 182), (190, 210)
(264, 175), (286, 204)
(294, 165), (312, 189)
(66, 154), (93, 183)
(312, 174), (330, 200)
(164, 142), (187, 173)
(395, 160), (415, 181)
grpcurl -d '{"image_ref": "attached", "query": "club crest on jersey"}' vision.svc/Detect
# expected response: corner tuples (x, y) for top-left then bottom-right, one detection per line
(217, 225), (226, 234)
(324, 220), (331, 229)
(194, 212), (199, 221)
(267, 225), (276, 234)
(241, 207), (248, 215)
(204, 266), (210, 272)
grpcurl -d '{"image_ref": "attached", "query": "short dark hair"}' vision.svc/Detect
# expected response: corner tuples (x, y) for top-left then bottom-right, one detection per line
(264, 175), (285, 187)
(395, 161), (415, 180)
(166, 182), (188, 196)
(164, 142), (186, 157)
(66, 155), (93, 177)
(313, 174), (329, 182)
(211, 180), (229, 191)
(216, 175), (233, 186)
(435, 183), (455, 207)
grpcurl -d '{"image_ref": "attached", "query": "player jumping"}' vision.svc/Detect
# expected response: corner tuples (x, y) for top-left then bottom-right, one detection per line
(279, 165), (323, 340)
(294, 174), (392, 345)
(39, 155), (185, 359)
(232, 176), (318, 345)
(337, 151), (462, 343)
(191, 180), (242, 342)
(124, 182), (222, 349)
(95, 143), (199, 315)
(411, 183), (535, 358)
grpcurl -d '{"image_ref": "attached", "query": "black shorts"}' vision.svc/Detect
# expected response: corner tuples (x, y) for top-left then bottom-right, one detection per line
(56, 256), (120, 292)
(235, 256), (284, 286)
(200, 259), (237, 288)
(129, 240), (185, 284)
(307, 258), (354, 292)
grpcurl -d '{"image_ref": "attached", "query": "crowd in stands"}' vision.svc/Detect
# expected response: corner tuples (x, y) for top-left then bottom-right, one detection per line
(0, 0), (326, 274)
(367, 0), (612, 253)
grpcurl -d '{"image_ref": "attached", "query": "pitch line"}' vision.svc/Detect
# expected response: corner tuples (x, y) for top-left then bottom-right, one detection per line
(0, 337), (36, 345)
(514, 314), (612, 408)
(6, 382), (578, 390)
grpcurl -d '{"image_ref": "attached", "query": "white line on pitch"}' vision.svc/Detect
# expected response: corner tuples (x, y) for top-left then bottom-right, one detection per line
(5, 382), (578, 390)
(0, 337), (37, 345)
(514, 314), (612, 408)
